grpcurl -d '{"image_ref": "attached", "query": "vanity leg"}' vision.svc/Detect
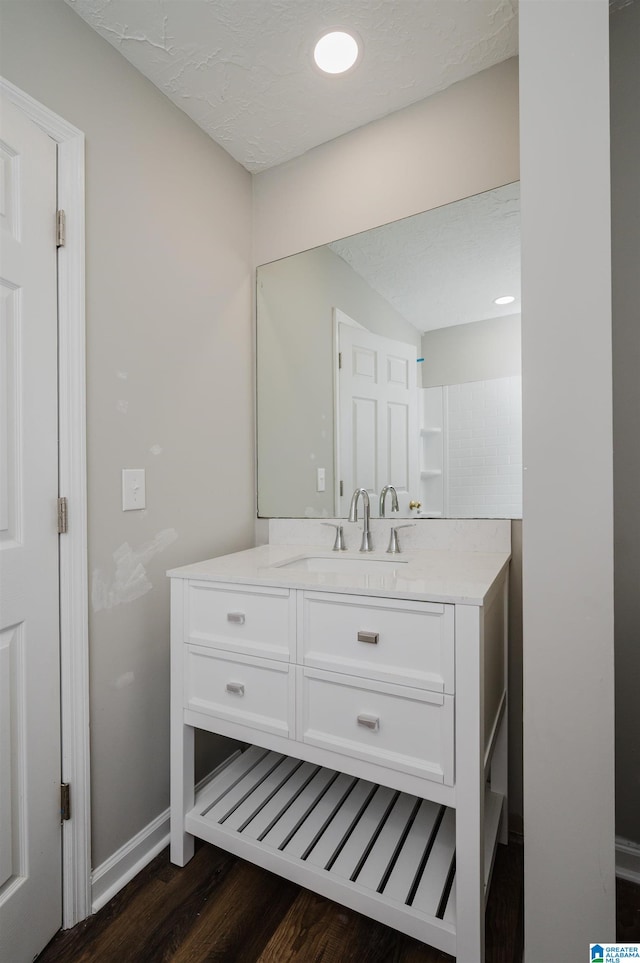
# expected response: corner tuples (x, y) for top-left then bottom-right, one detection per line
(491, 707), (509, 845)
(491, 573), (510, 844)
(455, 604), (485, 963)
(170, 723), (195, 866)
(170, 578), (194, 866)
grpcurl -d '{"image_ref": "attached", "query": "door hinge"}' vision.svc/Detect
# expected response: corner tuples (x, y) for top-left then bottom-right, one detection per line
(338, 352), (342, 369)
(57, 496), (68, 534)
(340, 480), (344, 497)
(60, 783), (71, 822)
(56, 209), (66, 247)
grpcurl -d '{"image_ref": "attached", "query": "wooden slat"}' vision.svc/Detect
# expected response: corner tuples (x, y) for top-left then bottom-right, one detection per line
(282, 772), (356, 859)
(196, 745), (270, 815)
(202, 750), (285, 823)
(329, 785), (397, 880)
(223, 756), (302, 832)
(411, 808), (456, 916)
(304, 778), (376, 869)
(356, 792), (419, 892)
(382, 799), (442, 904)
(260, 766), (337, 850)
(241, 762), (320, 841)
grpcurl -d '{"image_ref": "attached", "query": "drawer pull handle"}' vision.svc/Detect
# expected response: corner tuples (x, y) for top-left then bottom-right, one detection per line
(227, 612), (245, 625)
(357, 631), (379, 645)
(357, 713), (379, 731)
(225, 682), (245, 696)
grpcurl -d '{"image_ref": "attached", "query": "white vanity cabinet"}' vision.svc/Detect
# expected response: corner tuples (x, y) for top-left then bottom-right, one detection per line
(170, 549), (509, 963)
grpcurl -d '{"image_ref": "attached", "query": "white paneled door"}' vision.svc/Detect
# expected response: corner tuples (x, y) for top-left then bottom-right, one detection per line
(0, 96), (62, 961)
(337, 324), (418, 517)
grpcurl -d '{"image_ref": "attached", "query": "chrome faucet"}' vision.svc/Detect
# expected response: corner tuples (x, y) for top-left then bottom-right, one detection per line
(379, 485), (399, 518)
(348, 488), (374, 552)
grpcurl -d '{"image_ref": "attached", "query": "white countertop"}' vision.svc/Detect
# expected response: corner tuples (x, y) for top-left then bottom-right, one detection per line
(167, 543), (510, 606)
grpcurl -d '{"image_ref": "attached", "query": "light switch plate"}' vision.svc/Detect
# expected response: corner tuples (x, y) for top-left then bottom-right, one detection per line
(122, 469), (145, 511)
(316, 467), (326, 492)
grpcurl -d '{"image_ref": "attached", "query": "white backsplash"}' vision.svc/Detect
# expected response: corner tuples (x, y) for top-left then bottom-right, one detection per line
(264, 517), (511, 553)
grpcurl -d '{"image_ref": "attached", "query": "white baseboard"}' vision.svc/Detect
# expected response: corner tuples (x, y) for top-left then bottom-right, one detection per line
(90, 750), (242, 914)
(616, 835), (640, 884)
(91, 808), (170, 913)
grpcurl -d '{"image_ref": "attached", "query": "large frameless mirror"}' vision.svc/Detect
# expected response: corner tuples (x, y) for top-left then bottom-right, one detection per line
(257, 182), (521, 520)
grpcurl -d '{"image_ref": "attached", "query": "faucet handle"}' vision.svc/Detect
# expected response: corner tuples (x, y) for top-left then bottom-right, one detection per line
(386, 523), (415, 555)
(322, 522), (347, 551)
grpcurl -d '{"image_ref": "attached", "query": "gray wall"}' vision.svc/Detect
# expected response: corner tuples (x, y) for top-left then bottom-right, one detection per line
(611, 0), (640, 847)
(0, 1), (254, 868)
(520, 1), (616, 957)
(257, 245), (420, 517)
(421, 313), (521, 388)
(253, 59), (520, 266)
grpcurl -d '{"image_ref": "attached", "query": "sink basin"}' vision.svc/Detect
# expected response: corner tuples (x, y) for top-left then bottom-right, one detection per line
(274, 555), (408, 575)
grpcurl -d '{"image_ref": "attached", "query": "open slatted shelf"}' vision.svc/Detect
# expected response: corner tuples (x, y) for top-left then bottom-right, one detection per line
(186, 746), (504, 956)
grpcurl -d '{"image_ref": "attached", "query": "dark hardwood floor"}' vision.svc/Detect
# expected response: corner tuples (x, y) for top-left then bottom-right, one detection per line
(618, 876), (640, 944)
(37, 839), (524, 963)
(35, 840), (640, 963)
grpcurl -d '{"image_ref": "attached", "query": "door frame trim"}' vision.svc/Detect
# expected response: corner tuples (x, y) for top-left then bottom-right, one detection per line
(0, 76), (90, 928)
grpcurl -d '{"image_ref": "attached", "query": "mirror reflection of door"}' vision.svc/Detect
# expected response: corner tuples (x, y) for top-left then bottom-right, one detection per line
(336, 319), (418, 518)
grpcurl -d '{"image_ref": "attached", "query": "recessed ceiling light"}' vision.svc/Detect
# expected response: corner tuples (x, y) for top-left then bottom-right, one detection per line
(313, 30), (360, 75)
(494, 295), (516, 305)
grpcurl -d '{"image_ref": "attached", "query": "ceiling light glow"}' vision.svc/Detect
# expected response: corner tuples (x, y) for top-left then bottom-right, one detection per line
(494, 295), (516, 305)
(314, 31), (360, 75)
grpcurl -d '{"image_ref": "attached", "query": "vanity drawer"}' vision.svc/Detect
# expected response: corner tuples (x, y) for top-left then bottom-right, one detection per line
(185, 645), (295, 738)
(297, 666), (454, 785)
(186, 580), (295, 662)
(300, 591), (454, 693)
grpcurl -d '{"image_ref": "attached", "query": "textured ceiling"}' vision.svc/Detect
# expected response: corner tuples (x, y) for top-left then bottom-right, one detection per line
(329, 182), (520, 332)
(64, 0), (518, 172)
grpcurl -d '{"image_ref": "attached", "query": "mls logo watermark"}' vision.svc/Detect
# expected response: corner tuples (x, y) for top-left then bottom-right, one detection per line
(590, 945), (640, 962)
